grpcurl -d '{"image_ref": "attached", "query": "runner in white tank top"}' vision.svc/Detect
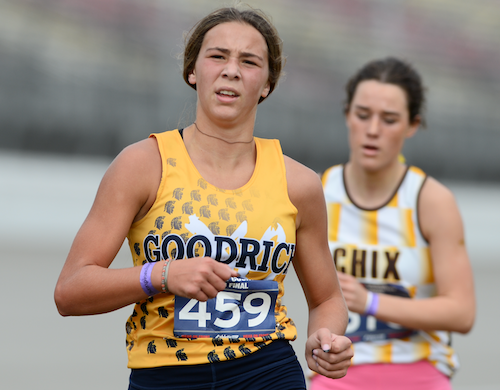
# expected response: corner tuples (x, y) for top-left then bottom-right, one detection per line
(310, 57), (475, 390)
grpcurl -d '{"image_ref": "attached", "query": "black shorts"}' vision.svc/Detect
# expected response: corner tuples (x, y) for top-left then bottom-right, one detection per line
(128, 340), (306, 390)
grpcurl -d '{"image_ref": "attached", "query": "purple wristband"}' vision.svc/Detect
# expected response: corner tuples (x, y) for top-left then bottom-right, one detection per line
(365, 292), (379, 316)
(140, 262), (160, 296)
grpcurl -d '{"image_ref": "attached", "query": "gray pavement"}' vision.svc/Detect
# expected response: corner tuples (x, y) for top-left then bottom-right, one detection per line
(1, 150), (498, 389)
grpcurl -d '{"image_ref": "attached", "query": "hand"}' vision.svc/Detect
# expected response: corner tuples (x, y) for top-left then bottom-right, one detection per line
(306, 328), (353, 379)
(167, 257), (239, 301)
(337, 271), (369, 314)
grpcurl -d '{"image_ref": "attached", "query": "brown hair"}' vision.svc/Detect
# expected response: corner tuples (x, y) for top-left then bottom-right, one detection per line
(183, 7), (285, 103)
(344, 57), (427, 126)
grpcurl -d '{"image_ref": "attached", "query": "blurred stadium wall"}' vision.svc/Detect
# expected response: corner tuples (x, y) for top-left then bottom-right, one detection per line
(1, 0), (499, 181)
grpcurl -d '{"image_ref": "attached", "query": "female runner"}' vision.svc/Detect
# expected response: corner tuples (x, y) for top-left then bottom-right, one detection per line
(55, 6), (352, 390)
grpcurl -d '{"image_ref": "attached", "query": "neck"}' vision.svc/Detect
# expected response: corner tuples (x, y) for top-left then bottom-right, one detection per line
(344, 161), (407, 208)
(194, 122), (254, 145)
(182, 123), (257, 190)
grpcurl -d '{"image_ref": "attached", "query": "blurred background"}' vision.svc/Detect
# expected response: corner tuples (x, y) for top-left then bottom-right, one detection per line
(2, 0), (500, 179)
(1, 0), (498, 389)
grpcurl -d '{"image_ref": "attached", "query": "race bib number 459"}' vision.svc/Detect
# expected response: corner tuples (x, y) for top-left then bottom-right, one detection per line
(174, 278), (278, 339)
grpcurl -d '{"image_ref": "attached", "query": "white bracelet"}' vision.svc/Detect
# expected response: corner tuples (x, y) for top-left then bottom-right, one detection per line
(161, 259), (174, 293)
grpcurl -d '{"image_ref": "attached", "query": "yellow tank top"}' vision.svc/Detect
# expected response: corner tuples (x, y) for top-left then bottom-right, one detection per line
(125, 129), (298, 368)
(322, 164), (459, 377)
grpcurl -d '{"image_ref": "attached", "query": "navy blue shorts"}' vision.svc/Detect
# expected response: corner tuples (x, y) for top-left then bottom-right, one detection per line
(128, 340), (306, 390)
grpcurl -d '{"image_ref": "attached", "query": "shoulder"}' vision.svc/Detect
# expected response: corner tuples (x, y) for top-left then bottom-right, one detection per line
(419, 176), (462, 240)
(109, 137), (160, 176)
(321, 164), (343, 186)
(284, 155), (323, 201)
(419, 176), (456, 209)
(115, 137), (160, 164)
(284, 156), (326, 228)
(98, 137), (161, 217)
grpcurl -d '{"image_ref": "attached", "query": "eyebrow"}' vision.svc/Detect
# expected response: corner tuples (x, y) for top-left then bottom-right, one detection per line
(354, 105), (400, 116)
(206, 47), (264, 61)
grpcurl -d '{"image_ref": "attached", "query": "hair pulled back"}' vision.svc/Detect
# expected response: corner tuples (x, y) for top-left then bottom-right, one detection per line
(345, 57), (426, 126)
(183, 7), (285, 103)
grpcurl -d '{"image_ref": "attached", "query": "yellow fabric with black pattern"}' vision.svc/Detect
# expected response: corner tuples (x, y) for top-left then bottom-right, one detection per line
(125, 130), (298, 368)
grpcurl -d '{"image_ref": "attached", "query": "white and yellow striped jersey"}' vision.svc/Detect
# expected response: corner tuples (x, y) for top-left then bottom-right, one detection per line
(322, 164), (459, 377)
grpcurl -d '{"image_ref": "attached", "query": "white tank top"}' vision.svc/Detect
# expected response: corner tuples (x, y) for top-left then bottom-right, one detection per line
(322, 164), (459, 377)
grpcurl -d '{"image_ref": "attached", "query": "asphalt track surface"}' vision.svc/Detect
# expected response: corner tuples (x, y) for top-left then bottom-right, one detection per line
(1, 151), (498, 390)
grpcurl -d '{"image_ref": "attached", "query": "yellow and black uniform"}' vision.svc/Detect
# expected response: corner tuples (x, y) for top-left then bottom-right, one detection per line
(126, 129), (298, 369)
(322, 164), (459, 377)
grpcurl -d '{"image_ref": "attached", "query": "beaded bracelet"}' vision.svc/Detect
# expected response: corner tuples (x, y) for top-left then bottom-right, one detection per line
(161, 259), (173, 293)
(140, 262), (160, 297)
(364, 291), (380, 316)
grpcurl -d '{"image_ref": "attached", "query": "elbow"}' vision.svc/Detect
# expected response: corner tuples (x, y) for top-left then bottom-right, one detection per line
(54, 283), (73, 317)
(455, 314), (475, 334)
(460, 300), (476, 334)
(451, 304), (475, 334)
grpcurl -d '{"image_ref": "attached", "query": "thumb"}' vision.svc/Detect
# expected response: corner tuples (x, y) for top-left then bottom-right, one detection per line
(316, 328), (335, 352)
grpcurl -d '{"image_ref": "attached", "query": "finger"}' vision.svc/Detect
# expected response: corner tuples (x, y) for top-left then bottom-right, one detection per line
(204, 271), (230, 293)
(193, 290), (210, 302)
(307, 349), (351, 380)
(212, 262), (239, 280)
(311, 346), (353, 369)
(313, 359), (350, 379)
(198, 284), (220, 300)
(310, 328), (335, 353)
(328, 335), (353, 354)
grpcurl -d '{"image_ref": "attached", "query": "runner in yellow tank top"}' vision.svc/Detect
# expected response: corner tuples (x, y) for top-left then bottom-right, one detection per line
(310, 58), (475, 390)
(54, 6), (353, 389)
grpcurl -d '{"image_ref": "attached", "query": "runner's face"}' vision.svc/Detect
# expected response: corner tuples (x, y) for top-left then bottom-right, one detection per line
(346, 80), (418, 172)
(188, 22), (270, 125)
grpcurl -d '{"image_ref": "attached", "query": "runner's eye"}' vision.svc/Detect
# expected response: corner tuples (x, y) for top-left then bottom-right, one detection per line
(383, 117), (398, 124)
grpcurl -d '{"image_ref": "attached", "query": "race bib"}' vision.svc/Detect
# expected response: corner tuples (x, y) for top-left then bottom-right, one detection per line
(346, 283), (418, 343)
(174, 277), (278, 339)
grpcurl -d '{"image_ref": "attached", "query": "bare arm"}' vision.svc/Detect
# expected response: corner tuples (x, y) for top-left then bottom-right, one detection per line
(339, 177), (475, 334)
(54, 138), (237, 316)
(285, 156), (352, 378)
(54, 138), (163, 315)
